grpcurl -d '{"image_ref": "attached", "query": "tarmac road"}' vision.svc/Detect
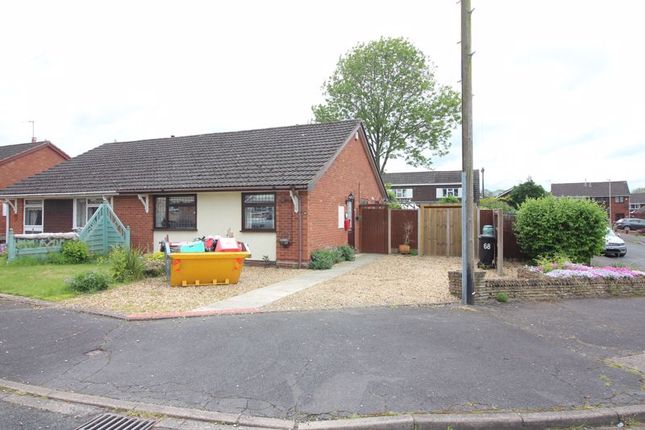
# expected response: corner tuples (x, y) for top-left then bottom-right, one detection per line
(594, 232), (645, 270)
(0, 297), (643, 421)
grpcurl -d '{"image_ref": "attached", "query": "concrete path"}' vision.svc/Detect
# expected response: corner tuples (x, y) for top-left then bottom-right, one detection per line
(1, 297), (644, 420)
(193, 253), (383, 312)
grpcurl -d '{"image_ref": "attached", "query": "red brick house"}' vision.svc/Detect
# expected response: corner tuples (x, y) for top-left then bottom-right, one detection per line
(550, 181), (630, 222)
(0, 121), (385, 267)
(0, 141), (70, 241)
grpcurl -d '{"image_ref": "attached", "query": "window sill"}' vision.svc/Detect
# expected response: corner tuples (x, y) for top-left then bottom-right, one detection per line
(154, 228), (198, 231)
(241, 229), (276, 233)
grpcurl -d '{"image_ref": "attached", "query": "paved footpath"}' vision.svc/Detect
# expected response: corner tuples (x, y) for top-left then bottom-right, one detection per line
(194, 254), (382, 312)
(0, 297), (643, 422)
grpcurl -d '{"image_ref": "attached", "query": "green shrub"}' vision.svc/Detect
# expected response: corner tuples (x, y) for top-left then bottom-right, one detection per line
(534, 252), (569, 272)
(109, 247), (144, 282)
(143, 252), (166, 277)
(331, 247), (344, 264)
(495, 292), (509, 303)
(7, 256), (43, 266)
(68, 271), (110, 293)
(61, 240), (90, 263)
(439, 195), (459, 203)
(309, 249), (335, 270)
(480, 197), (515, 213)
(514, 196), (607, 263)
(338, 245), (356, 261)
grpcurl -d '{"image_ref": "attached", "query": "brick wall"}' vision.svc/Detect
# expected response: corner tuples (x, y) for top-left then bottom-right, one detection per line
(448, 271), (645, 303)
(275, 190), (309, 267)
(0, 146), (68, 235)
(307, 131), (384, 255)
(113, 195), (154, 252)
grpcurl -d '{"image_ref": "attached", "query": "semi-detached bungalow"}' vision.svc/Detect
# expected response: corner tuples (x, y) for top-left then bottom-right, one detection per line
(0, 120), (386, 267)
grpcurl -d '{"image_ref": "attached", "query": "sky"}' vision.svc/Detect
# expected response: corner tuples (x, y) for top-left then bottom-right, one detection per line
(1, 0), (644, 192)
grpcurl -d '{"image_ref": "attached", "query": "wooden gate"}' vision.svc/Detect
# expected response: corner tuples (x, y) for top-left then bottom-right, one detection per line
(420, 204), (478, 256)
(360, 204), (388, 253)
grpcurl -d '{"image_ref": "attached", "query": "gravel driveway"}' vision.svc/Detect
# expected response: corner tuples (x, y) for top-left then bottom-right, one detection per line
(265, 255), (459, 311)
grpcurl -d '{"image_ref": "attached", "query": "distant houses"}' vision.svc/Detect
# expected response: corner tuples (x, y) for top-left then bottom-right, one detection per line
(550, 181), (630, 221)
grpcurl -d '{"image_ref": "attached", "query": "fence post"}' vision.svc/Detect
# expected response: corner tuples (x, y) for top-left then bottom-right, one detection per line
(387, 208), (392, 255)
(125, 227), (131, 250)
(496, 209), (504, 275)
(7, 228), (16, 261)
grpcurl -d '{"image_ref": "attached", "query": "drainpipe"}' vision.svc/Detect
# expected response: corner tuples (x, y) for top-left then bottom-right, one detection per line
(289, 189), (303, 269)
(4, 201), (9, 245)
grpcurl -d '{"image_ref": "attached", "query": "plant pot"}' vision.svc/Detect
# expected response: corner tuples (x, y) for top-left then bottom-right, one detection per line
(399, 244), (411, 254)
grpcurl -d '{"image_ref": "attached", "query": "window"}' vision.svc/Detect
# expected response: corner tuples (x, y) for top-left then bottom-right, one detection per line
(154, 195), (197, 229)
(436, 187), (462, 199)
(24, 200), (44, 233)
(74, 198), (105, 228)
(242, 193), (275, 231)
(615, 196), (624, 203)
(394, 188), (413, 199)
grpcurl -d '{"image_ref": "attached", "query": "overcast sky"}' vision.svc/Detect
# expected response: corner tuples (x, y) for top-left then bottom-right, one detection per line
(1, 1), (643, 191)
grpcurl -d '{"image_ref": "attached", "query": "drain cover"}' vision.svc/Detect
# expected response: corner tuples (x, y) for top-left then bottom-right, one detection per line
(75, 412), (156, 430)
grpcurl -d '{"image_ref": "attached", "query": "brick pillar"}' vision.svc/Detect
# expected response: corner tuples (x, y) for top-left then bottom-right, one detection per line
(275, 190), (309, 267)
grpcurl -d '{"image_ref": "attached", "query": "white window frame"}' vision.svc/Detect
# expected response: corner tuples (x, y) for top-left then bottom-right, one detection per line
(73, 197), (113, 229)
(23, 199), (44, 234)
(436, 187), (462, 199)
(394, 188), (413, 199)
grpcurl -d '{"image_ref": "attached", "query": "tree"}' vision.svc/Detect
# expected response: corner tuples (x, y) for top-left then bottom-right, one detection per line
(313, 37), (461, 173)
(509, 179), (547, 208)
(480, 197), (515, 213)
(384, 183), (401, 209)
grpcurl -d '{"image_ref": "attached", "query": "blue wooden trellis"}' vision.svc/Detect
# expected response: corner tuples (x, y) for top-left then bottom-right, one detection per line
(78, 203), (130, 254)
(6, 202), (130, 261)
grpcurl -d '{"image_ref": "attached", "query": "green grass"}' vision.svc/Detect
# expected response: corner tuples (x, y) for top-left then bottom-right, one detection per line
(0, 261), (111, 301)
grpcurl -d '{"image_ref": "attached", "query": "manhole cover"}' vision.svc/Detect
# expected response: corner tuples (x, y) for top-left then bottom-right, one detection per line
(75, 412), (156, 430)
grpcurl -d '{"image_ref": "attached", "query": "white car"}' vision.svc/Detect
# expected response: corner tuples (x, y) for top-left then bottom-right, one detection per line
(604, 228), (627, 257)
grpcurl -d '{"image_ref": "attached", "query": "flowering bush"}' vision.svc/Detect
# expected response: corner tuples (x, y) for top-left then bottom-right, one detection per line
(528, 263), (645, 279)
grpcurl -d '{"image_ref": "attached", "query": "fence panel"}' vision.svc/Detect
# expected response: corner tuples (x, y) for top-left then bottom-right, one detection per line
(478, 209), (525, 260)
(390, 209), (418, 250)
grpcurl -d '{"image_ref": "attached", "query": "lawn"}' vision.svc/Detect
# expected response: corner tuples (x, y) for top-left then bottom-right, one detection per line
(0, 259), (111, 301)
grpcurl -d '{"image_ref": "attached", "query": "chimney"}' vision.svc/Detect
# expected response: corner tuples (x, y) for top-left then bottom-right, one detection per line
(31, 137), (37, 143)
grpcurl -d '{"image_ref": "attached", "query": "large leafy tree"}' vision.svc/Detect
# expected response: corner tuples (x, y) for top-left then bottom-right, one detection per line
(313, 37), (461, 173)
(509, 179), (547, 208)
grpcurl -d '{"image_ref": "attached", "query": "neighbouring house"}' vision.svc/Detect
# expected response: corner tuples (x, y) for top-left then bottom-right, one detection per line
(381, 170), (480, 205)
(0, 140), (70, 242)
(629, 192), (645, 215)
(550, 181), (630, 222)
(0, 120), (386, 267)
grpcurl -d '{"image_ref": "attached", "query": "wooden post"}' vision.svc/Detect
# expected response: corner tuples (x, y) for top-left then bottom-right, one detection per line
(7, 228), (16, 261)
(496, 209), (504, 276)
(387, 207), (392, 255)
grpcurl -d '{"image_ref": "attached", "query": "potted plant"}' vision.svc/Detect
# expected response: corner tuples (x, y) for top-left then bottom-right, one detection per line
(399, 221), (414, 254)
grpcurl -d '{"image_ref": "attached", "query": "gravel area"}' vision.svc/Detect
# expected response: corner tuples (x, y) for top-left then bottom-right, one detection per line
(265, 255), (522, 312)
(62, 266), (305, 314)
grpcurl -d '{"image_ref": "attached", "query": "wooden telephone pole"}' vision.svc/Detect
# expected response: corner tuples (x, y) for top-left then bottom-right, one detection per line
(461, 0), (475, 305)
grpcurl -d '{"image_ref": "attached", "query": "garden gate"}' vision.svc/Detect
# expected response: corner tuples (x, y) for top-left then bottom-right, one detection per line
(359, 204), (388, 253)
(78, 203), (130, 254)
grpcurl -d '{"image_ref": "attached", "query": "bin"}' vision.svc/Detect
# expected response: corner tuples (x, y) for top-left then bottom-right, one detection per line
(167, 251), (251, 287)
(479, 228), (496, 267)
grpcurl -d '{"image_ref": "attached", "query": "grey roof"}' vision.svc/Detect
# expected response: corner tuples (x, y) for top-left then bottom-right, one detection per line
(0, 141), (48, 162)
(0, 121), (366, 196)
(631, 192), (645, 204)
(551, 181), (630, 198)
(382, 170), (478, 185)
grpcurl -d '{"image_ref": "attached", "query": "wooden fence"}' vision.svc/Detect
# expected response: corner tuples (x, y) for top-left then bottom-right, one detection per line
(390, 209), (418, 250)
(359, 204), (389, 253)
(7, 203), (130, 261)
(479, 209), (525, 260)
(418, 204), (479, 257)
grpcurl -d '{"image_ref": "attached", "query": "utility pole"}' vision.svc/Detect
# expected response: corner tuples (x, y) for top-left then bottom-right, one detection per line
(461, 0), (475, 305)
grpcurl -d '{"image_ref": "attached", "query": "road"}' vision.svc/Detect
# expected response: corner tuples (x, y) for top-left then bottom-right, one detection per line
(594, 232), (645, 269)
(0, 297), (644, 420)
